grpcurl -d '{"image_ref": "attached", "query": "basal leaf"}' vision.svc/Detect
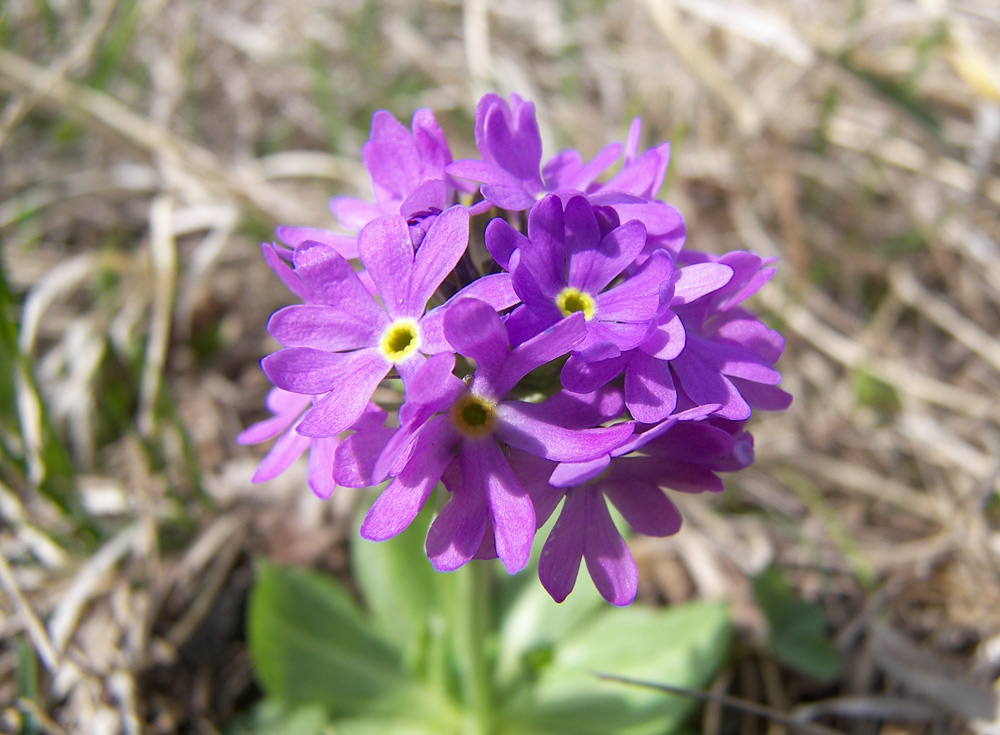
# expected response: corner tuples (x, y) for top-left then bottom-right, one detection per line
(752, 566), (840, 681)
(247, 560), (415, 715)
(503, 600), (731, 734)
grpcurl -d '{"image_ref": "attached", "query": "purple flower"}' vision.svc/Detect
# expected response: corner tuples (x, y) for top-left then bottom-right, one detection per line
(343, 298), (634, 574)
(561, 258), (736, 422)
(329, 108), (465, 235)
(492, 194), (671, 360)
(237, 388), (386, 499)
(244, 92), (792, 606)
(669, 251), (792, 419)
(517, 410), (752, 605)
(447, 94), (621, 212)
(261, 206), (473, 437)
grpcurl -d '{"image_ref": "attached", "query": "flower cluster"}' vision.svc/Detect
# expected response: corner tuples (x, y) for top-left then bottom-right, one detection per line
(240, 94), (791, 605)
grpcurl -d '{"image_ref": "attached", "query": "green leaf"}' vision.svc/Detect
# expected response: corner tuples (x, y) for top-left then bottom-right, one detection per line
(227, 700), (327, 735)
(247, 561), (419, 717)
(493, 563), (605, 688)
(503, 601), (731, 735)
(752, 566), (840, 681)
(350, 500), (443, 661)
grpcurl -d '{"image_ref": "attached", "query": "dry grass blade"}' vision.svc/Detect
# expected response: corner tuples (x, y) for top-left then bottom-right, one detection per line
(593, 672), (846, 735)
(870, 622), (999, 723)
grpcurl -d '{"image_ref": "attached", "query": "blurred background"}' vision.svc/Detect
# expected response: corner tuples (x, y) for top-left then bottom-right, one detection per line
(1, 0), (999, 732)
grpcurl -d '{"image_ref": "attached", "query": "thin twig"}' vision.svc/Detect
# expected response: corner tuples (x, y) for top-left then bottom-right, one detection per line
(593, 672), (847, 735)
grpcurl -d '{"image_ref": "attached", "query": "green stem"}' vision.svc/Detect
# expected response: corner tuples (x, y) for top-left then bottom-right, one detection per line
(454, 560), (493, 735)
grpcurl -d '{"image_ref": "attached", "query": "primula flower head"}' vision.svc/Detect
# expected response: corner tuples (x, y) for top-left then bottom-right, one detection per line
(242, 92), (791, 604)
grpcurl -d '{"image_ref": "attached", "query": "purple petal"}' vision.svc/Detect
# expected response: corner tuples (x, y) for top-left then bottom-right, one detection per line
(629, 456), (725, 494)
(578, 319), (650, 352)
(400, 180), (447, 221)
(553, 142), (623, 191)
(640, 312), (686, 360)
(494, 313), (587, 397)
(481, 440), (536, 573)
(541, 149), (584, 191)
(409, 205), (470, 308)
(571, 219), (648, 295)
(625, 351), (677, 423)
(507, 449), (564, 525)
(481, 184), (538, 212)
(562, 195), (601, 283)
(261, 242), (312, 303)
(288, 350), (390, 436)
(672, 349), (751, 421)
(689, 334), (782, 385)
(425, 446), (496, 571)
(446, 159), (520, 189)
(306, 437), (339, 499)
(708, 309), (785, 364)
(510, 249), (563, 314)
(594, 249), (673, 322)
(582, 492), (637, 606)
(603, 145), (669, 199)
(250, 426), (310, 483)
(495, 401), (633, 462)
(363, 110), (422, 205)
(480, 94), (543, 190)
(420, 274), (518, 354)
(276, 226), (359, 260)
(603, 475), (682, 537)
(237, 413), (295, 446)
(623, 118), (641, 164)
(361, 415), (458, 541)
(266, 304), (381, 351)
(672, 262), (735, 305)
(443, 298), (509, 374)
(503, 301), (559, 348)
(292, 242), (385, 326)
(730, 378), (793, 412)
(357, 216), (415, 319)
(532, 386), (626, 429)
(237, 388), (307, 444)
(522, 195), (568, 296)
(538, 490), (587, 603)
(411, 108), (452, 177)
(549, 455), (610, 488)
(560, 352), (627, 394)
(329, 196), (382, 232)
(402, 352), (466, 413)
(452, 272), (519, 310)
(642, 422), (734, 463)
(262, 347), (352, 395)
(484, 218), (527, 272)
(334, 427), (396, 487)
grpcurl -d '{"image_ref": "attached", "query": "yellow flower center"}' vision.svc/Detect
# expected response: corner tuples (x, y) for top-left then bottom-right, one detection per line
(379, 319), (420, 363)
(555, 287), (595, 320)
(450, 393), (497, 438)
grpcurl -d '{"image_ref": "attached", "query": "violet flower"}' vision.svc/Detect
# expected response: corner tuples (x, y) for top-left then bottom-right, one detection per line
(261, 206), (472, 437)
(447, 93), (621, 212)
(343, 298), (634, 575)
(491, 193), (671, 357)
(560, 258), (737, 422)
(669, 251), (792, 419)
(329, 108), (466, 235)
(517, 410), (752, 605)
(237, 388), (386, 500)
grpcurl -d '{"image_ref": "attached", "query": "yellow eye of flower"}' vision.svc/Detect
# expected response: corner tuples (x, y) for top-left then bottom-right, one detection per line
(379, 319), (420, 362)
(450, 393), (497, 437)
(555, 287), (595, 320)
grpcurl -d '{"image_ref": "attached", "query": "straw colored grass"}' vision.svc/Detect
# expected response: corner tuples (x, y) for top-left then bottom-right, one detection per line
(1, 0), (998, 732)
